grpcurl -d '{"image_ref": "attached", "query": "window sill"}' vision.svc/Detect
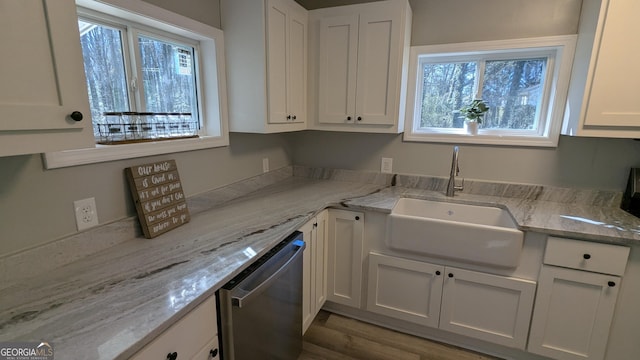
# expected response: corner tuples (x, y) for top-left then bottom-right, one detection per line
(403, 131), (559, 147)
(42, 135), (229, 169)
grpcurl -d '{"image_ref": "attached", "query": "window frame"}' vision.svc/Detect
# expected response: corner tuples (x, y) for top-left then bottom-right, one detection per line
(44, 0), (229, 169)
(403, 36), (576, 147)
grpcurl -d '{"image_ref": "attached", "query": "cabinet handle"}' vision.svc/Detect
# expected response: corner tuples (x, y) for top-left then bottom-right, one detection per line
(583, 254), (591, 260)
(69, 111), (84, 122)
(346, 116), (352, 121)
(448, 273), (454, 278)
(357, 116), (362, 121)
(435, 271), (441, 276)
(166, 352), (178, 360)
(608, 281), (616, 287)
(355, 216), (360, 220)
(209, 348), (218, 357)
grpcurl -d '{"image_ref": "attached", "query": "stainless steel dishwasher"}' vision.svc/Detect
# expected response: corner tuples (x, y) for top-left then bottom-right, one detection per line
(218, 231), (305, 360)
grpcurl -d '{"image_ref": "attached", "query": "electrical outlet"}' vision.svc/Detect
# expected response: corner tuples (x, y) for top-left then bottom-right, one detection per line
(262, 158), (269, 173)
(74, 197), (99, 231)
(381, 157), (393, 174)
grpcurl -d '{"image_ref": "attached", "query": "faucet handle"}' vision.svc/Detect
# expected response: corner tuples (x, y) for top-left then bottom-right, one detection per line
(455, 177), (464, 191)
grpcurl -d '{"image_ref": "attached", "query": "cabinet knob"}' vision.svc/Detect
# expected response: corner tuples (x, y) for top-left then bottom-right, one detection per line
(209, 348), (218, 357)
(69, 111), (84, 122)
(583, 254), (591, 260)
(313, 222), (318, 228)
(355, 216), (360, 220)
(435, 271), (441, 276)
(167, 352), (178, 360)
(608, 281), (616, 287)
(448, 273), (454, 278)
(287, 115), (291, 120)
(292, 115), (297, 120)
(346, 116), (352, 121)
(357, 116), (362, 121)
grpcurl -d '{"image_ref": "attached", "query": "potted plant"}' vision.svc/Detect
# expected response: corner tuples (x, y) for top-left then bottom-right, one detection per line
(460, 99), (489, 135)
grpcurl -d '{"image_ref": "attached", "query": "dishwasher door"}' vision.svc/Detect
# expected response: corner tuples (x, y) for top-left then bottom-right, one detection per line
(219, 232), (305, 360)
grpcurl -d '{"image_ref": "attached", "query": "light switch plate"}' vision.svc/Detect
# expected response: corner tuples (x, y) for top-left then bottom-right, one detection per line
(381, 157), (393, 174)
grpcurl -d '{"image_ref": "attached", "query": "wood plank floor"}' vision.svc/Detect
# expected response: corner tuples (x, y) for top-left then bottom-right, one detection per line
(299, 311), (501, 360)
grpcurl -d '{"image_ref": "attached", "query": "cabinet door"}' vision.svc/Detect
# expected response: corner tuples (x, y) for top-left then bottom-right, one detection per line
(130, 296), (218, 360)
(266, 0), (289, 124)
(583, 0), (640, 128)
(300, 218), (315, 334)
(354, 5), (402, 126)
(0, 0), (93, 156)
(439, 267), (536, 349)
(288, 4), (307, 124)
(314, 210), (328, 313)
(317, 15), (359, 124)
(528, 265), (621, 360)
(327, 209), (364, 307)
(367, 253), (444, 327)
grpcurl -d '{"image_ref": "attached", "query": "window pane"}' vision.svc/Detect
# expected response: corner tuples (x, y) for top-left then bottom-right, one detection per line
(481, 58), (547, 130)
(138, 35), (198, 120)
(418, 62), (476, 129)
(78, 19), (130, 137)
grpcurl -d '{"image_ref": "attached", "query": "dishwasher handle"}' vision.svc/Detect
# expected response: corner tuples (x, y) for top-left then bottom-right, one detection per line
(231, 239), (305, 308)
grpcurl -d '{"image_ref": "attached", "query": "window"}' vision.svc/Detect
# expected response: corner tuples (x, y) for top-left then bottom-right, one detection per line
(78, 14), (201, 143)
(44, 0), (228, 169)
(404, 36), (576, 147)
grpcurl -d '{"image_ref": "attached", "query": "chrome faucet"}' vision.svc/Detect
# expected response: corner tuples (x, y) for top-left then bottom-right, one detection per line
(446, 146), (464, 197)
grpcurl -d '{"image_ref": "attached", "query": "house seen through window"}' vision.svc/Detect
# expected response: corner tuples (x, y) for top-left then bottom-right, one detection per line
(77, 16), (201, 144)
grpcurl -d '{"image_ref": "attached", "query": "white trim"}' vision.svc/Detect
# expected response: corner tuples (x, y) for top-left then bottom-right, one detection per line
(44, 0), (229, 169)
(403, 35), (576, 147)
(43, 136), (229, 169)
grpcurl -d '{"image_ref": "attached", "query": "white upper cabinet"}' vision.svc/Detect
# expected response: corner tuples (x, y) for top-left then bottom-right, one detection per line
(309, 0), (411, 133)
(0, 0), (94, 157)
(222, 0), (307, 133)
(563, 0), (640, 137)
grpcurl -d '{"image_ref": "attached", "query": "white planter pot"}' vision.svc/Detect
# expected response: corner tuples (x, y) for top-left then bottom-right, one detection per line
(465, 121), (479, 135)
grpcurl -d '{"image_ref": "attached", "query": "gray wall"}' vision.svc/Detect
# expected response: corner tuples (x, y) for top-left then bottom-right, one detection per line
(0, 133), (291, 257)
(0, 0), (291, 257)
(289, 0), (640, 190)
(288, 132), (640, 190)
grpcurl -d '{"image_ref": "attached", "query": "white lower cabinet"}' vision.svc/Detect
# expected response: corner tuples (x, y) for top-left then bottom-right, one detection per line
(130, 295), (219, 360)
(367, 253), (536, 350)
(192, 337), (220, 360)
(301, 210), (328, 334)
(367, 253), (443, 327)
(327, 209), (364, 308)
(439, 266), (536, 349)
(527, 237), (629, 360)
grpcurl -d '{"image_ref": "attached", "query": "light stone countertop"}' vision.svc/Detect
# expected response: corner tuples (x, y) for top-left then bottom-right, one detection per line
(1, 167), (639, 360)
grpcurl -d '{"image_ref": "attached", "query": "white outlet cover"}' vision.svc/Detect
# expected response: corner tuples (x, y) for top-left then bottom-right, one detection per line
(381, 157), (393, 174)
(74, 197), (99, 231)
(262, 158), (269, 173)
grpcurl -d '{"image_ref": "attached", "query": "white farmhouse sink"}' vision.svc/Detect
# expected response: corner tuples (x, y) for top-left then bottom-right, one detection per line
(386, 198), (524, 267)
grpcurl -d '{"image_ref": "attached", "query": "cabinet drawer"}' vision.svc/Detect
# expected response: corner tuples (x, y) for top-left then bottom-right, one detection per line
(130, 295), (218, 360)
(544, 237), (629, 276)
(192, 336), (220, 360)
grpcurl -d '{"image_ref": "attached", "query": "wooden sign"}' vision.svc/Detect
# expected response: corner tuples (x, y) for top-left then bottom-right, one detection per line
(125, 160), (190, 238)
